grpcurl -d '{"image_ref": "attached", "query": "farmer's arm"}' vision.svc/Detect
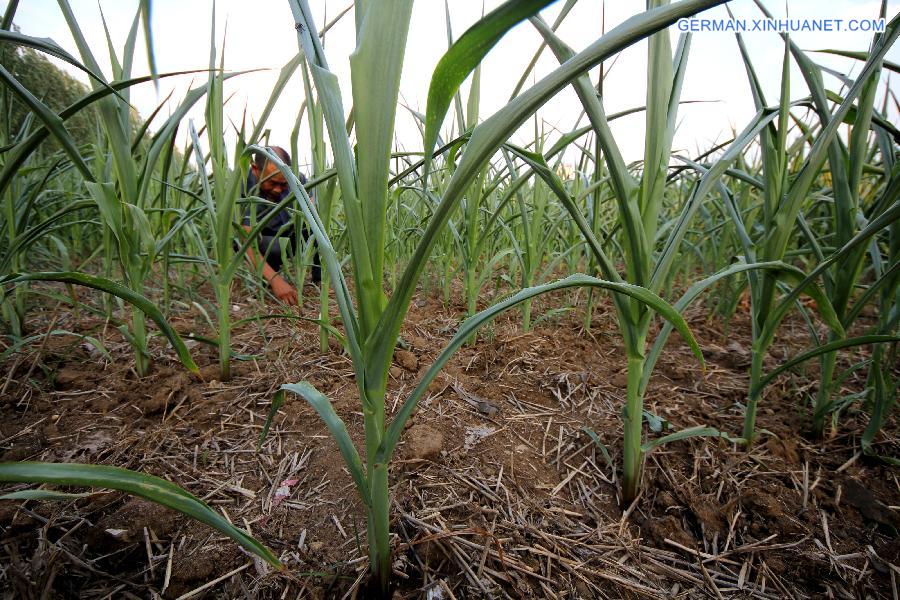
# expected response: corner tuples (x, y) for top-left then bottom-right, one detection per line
(242, 225), (298, 306)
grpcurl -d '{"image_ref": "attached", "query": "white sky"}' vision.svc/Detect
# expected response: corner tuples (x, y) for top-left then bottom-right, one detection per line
(5, 1), (899, 173)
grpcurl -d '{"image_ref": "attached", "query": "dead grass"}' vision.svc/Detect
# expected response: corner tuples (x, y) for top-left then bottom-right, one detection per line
(0, 281), (897, 598)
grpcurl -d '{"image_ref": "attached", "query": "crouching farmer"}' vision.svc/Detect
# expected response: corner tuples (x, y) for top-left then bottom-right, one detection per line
(242, 146), (321, 306)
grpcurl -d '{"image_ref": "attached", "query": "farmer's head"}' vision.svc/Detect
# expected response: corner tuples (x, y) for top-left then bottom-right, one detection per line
(251, 146), (291, 199)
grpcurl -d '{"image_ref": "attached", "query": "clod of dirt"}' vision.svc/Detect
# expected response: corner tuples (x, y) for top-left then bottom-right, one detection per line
(843, 479), (900, 531)
(703, 342), (752, 369)
(390, 366), (403, 379)
(657, 491), (678, 508)
(642, 514), (696, 548)
(395, 349), (418, 372)
(403, 424), (443, 461)
(90, 497), (178, 547)
(765, 436), (800, 463)
(407, 334), (428, 349)
(198, 364), (221, 382)
(167, 545), (241, 596)
(725, 341), (751, 367)
(610, 370), (628, 387)
(739, 487), (803, 535)
(427, 373), (450, 395)
(144, 371), (190, 415)
(689, 495), (726, 534)
(53, 367), (84, 389)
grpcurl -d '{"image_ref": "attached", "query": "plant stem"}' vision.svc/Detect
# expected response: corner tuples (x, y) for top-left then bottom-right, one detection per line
(583, 289), (594, 332)
(319, 273), (330, 353)
(742, 347), (764, 444)
(216, 280), (231, 381)
(3, 186), (22, 337)
(465, 267), (477, 317)
(622, 353), (645, 503)
(522, 297), (532, 331)
(862, 343), (891, 452)
(369, 462), (391, 593)
(363, 384), (390, 592)
(132, 305), (150, 377)
(812, 347), (838, 437)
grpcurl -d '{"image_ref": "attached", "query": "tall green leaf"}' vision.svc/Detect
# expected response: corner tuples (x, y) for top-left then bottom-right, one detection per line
(0, 462), (279, 566)
(0, 272), (199, 375)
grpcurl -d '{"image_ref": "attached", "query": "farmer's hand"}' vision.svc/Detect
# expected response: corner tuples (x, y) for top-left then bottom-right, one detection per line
(270, 274), (298, 306)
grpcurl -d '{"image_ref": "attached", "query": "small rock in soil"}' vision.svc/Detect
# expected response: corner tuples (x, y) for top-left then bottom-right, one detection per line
(427, 374), (449, 394)
(452, 382), (500, 416)
(395, 349), (418, 372)
(404, 424), (443, 461)
(725, 341), (751, 367)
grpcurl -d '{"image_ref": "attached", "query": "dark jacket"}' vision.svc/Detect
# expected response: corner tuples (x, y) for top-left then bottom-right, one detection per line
(242, 171), (320, 281)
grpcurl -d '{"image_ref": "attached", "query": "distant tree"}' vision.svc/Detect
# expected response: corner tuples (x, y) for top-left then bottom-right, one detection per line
(0, 32), (98, 153)
(0, 30), (163, 170)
